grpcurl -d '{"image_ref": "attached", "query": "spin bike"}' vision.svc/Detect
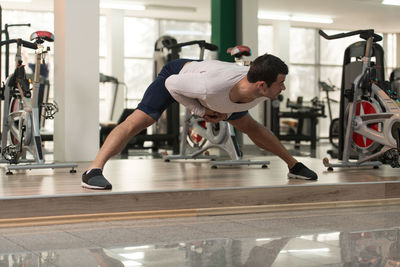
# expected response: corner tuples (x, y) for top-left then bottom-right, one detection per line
(0, 31), (77, 174)
(319, 29), (400, 170)
(164, 41), (269, 168)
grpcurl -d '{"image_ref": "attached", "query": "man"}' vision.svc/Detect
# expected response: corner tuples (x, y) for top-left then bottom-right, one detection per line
(82, 54), (318, 190)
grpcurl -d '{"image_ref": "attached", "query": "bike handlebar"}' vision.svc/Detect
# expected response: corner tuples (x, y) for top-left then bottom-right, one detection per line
(5, 23), (31, 28)
(164, 40), (218, 51)
(0, 38), (37, 50)
(319, 29), (382, 42)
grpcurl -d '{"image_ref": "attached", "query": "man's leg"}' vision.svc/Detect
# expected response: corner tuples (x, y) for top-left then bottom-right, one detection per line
(82, 59), (193, 190)
(89, 109), (155, 170)
(82, 110), (155, 190)
(92, 58), (192, 170)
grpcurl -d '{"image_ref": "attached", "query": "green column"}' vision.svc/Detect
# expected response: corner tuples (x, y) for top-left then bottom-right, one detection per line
(211, 0), (236, 62)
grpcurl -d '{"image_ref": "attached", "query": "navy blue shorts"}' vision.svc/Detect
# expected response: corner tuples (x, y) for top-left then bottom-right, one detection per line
(136, 59), (248, 121)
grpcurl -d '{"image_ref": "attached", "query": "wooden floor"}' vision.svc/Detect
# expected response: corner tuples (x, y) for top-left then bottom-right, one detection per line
(0, 149), (400, 226)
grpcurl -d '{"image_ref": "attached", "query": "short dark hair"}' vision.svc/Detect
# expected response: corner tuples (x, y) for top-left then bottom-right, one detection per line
(247, 54), (288, 87)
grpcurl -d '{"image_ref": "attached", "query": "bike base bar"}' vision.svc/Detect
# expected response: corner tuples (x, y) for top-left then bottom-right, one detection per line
(211, 160), (270, 168)
(4, 162), (77, 171)
(325, 161), (382, 168)
(165, 155), (217, 160)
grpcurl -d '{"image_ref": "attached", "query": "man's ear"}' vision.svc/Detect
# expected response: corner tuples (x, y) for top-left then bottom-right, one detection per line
(256, 81), (267, 94)
(256, 81), (266, 88)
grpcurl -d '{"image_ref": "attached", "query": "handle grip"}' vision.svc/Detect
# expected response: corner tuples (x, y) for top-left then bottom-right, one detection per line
(0, 39), (37, 49)
(319, 29), (382, 42)
(165, 40), (218, 51)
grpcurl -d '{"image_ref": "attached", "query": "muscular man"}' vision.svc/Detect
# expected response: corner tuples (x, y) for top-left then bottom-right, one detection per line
(82, 54), (318, 190)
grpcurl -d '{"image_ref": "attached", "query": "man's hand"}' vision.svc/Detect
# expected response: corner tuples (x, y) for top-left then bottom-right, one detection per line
(203, 107), (228, 123)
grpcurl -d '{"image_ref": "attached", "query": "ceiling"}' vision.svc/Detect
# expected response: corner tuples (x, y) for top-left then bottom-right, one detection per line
(1, 0), (400, 33)
(258, 0), (400, 32)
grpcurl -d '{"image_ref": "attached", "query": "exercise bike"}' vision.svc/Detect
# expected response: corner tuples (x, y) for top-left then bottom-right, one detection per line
(0, 31), (77, 174)
(319, 29), (400, 170)
(164, 41), (269, 168)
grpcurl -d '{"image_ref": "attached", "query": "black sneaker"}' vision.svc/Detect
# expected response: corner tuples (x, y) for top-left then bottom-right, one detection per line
(82, 168), (112, 190)
(288, 162), (318, 180)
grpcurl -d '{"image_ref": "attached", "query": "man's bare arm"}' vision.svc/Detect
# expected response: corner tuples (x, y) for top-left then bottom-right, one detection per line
(228, 114), (297, 168)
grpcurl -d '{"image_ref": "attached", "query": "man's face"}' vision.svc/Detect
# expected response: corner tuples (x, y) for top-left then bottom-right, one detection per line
(266, 74), (286, 99)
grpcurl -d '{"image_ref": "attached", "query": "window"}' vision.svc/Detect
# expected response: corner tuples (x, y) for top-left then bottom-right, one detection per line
(1, 10), (54, 83)
(99, 15), (110, 122)
(123, 17), (159, 113)
(320, 30), (360, 65)
(124, 58), (154, 108)
(258, 25), (273, 56)
(159, 20), (212, 59)
(386, 33), (397, 79)
(289, 27), (316, 100)
(290, 28), (315, 64)
(122, 18), (212, 114)
(124, 17), (159, 58)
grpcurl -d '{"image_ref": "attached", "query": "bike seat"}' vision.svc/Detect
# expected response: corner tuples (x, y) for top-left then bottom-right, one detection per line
(227, 45), (251, 58)
(390, 68), (400, 82)
(30, 31), (54, 43)
(319, 81), (336, 91)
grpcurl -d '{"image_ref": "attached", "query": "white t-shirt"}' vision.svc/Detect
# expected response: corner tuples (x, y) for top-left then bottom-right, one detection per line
(165, 60), (267, 117)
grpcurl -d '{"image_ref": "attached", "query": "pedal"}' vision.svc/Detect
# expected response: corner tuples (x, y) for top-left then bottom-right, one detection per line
(382, 149), (400, 168)
(322, 157), (334, 171)
(41, 101), (59, 119)
(2, 145), (20, 164)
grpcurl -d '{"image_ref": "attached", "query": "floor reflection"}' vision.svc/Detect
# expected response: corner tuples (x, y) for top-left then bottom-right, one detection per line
(0, 252), (51, 267)
(2, 227), (400, 266)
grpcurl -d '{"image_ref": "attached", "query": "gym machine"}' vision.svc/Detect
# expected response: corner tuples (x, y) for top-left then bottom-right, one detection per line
(337, 38), (386, 161)
(270, 95), (326, 149)
(0, 30), (77, 174)
(0, 8), (52, 141)
(319, 29), (400, 170)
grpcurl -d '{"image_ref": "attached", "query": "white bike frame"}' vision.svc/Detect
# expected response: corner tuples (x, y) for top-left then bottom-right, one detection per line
(0, 33), (77, 174)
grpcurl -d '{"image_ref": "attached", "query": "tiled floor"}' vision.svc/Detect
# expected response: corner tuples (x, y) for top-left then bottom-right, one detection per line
(1, 204), (400, 266)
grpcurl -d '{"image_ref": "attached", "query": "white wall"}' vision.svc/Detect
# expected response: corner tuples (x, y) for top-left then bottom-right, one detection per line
(54, 0), (99, 162)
